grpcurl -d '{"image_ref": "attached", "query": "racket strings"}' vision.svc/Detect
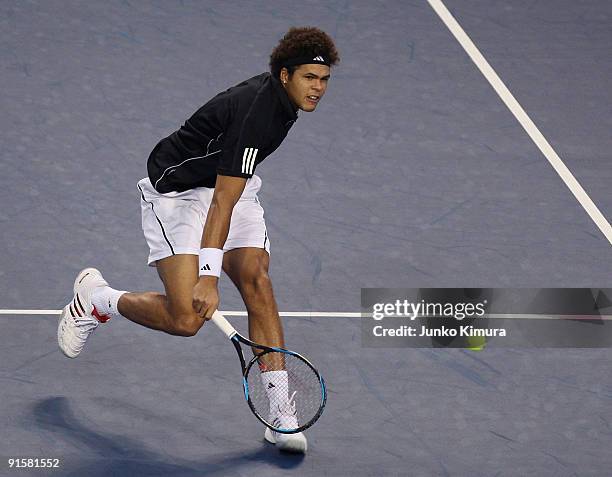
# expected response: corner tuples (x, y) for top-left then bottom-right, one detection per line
(276, 390), (298, 419)
(246, 351), (323, 432)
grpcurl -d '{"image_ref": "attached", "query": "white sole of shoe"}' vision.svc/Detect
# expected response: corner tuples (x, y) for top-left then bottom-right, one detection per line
(264, 427), (307, 454)
(57, 305), (78, 359)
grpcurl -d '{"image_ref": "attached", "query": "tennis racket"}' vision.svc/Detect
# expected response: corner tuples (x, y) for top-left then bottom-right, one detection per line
(211, 310), (326, 434)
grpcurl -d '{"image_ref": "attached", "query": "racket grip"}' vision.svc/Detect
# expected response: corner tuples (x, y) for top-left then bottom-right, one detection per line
(211, 311), (237, 339)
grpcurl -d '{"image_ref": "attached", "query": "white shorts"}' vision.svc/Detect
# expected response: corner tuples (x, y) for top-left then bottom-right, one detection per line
(138, 175), (270, 266)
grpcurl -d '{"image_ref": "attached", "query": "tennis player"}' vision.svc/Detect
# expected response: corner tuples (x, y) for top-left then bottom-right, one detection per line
(57, 27), (339, 454)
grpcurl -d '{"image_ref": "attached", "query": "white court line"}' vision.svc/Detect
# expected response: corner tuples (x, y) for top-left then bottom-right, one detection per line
(0, 309), (362, 317)
(0, 310), (609, 320)
(0, 310), (64, 315)
(427, 0), (612, 245)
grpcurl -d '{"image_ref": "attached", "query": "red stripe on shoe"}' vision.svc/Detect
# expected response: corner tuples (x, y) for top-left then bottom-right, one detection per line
(92, 306), (110, 323)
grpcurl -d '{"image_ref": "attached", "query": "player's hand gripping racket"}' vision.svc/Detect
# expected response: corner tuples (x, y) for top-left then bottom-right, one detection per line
(211, 311), (326, 434)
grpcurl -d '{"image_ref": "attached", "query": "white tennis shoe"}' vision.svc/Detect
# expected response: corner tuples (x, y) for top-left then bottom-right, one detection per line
(264, 393), (308, 453)
(58, 268), (110, 358)
(264, 427), (307, 454)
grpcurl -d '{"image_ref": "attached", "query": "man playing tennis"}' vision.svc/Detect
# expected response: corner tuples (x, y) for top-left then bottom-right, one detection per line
(57, 27), (339, 454)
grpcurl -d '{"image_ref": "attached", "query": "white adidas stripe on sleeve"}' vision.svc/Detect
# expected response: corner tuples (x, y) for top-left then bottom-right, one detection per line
(241, 148), (252, 174)
(241, 147), (258, 175)
(248, 149), (258, 174)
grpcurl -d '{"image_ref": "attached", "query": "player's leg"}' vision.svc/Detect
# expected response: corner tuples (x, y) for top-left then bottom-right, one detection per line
(222, 247), (284, 349)
(59, 175), (212, 357)
(108, 177), (208, 336)
(220, 175), (283, 349)
(58, 255), (206, 357)
(223, 247), (307, 453)
(219, 177), (307, 451)
(116, 254), (205, 337)
(219, 176), (305, 452)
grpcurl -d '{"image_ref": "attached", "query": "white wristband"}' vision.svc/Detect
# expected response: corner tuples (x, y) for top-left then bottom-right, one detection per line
(198, 248), (224, 277)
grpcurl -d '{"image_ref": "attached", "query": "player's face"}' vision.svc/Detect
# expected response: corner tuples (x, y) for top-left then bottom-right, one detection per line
(281, 64), (331, 112)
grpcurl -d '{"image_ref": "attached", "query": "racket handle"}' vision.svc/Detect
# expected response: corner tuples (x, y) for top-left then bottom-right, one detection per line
(211, 311), (237, 339)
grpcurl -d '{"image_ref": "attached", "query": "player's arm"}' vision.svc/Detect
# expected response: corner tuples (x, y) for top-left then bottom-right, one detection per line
(202, 174), (247, 249)
(192, 174), (246, 319)
(192, 87), (265, 319)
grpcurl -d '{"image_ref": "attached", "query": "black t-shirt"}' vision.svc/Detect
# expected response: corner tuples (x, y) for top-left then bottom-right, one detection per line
(147, 73), (298, 193)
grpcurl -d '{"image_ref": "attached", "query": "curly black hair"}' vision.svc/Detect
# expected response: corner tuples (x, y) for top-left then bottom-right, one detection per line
(270, 27), (339, 78)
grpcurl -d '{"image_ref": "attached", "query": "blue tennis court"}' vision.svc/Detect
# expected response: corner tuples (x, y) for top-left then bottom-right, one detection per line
(1, 1), (611, 475)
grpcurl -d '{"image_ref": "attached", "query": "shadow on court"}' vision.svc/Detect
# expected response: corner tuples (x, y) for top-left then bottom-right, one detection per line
(32, 397), (304, 477)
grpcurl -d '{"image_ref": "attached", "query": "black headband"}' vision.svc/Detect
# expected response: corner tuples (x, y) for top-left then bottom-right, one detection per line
(282, 55), (330, 68)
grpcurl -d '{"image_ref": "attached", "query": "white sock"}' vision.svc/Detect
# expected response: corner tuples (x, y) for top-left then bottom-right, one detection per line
(91, 286), (126, 319)
(261, 370), (289, 416)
